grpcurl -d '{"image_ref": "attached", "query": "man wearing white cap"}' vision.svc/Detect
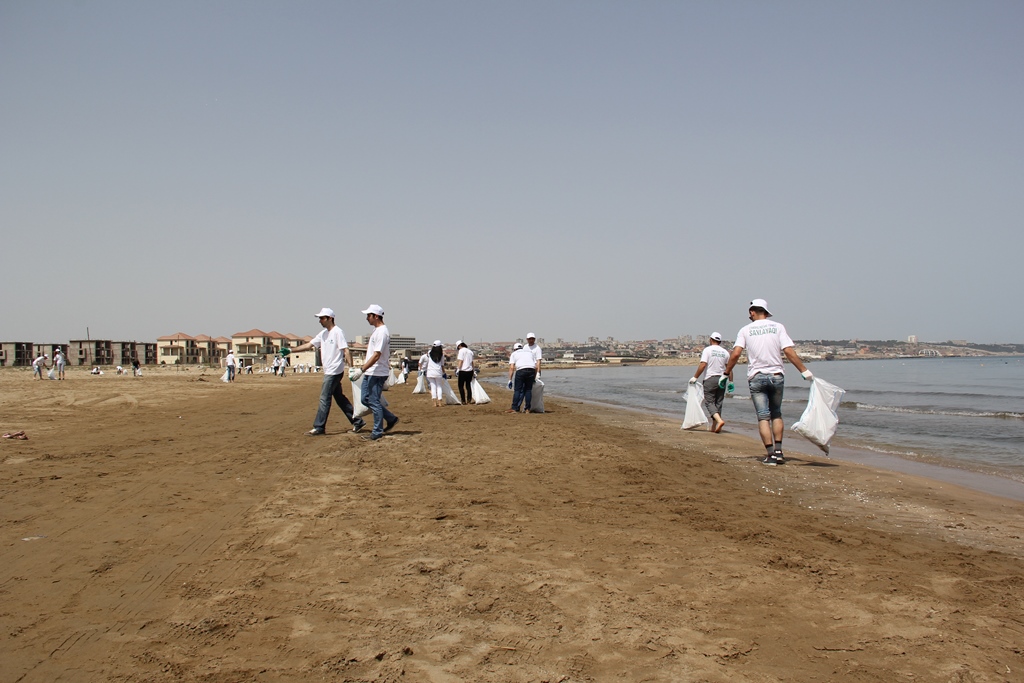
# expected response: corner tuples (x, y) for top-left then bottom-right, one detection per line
(455, 340), (475, 404)
(689, 332), (732, 433)
(507, 342), (538, 413)
(288, 307), (364, 436)
(525, 333), (542, 375)
(32, 353), (48, 380)
(723, 299), (813, 465)
(350, 304), (399, 440)
(225, 349), (236, 382)
(54, 347), (67, 380)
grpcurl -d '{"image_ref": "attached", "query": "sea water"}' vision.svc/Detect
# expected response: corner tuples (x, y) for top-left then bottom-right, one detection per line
(498, 357), (1024, 482)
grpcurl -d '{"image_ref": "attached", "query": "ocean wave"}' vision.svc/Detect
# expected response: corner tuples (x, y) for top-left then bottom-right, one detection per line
(846, 402), (1024, 420)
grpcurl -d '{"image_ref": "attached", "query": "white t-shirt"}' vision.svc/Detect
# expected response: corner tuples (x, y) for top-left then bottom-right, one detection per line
(527, 342), (542, 366)
(311, 326), (348, 375)
(456, 347), (474, 372)
(365, 324), (391, 376)
(510, 348), (537, 372)
(734, 319), (794, 378)
(418, 353), (429, 373)
(225, 352), (235, 367)
(699, 344), (730, 379)
(33, 356), (45, 368)
(54, 352), (65, 367)
(425, 354), (445, 379)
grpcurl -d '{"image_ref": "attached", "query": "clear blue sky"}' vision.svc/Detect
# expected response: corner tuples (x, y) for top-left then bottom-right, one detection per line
(2, 1), (1021, 345)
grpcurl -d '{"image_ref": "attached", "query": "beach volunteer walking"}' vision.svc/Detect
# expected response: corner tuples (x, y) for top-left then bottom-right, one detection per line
(723, 299), (813, 466)
(288, 307), (365, 436)
(350, 304), (400, 441)
(690, 332), (731, 433)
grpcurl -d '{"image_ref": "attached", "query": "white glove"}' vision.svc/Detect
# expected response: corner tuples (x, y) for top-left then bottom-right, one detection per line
(349, 367), (364, 382)
(801, 370), (814, 381)
(688, 377), (698, 384)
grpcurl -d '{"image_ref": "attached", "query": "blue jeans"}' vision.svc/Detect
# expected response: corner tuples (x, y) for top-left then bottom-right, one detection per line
(314, 373), (361, 432)
(361, 374), (397, 437)
(748, 372), (785, 421)
(227, 366), (235, 381)
(512, 368), (537, 412)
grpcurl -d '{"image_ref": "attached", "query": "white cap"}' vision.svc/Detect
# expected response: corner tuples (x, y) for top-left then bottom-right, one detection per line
(710, 332), (722, 341)
(749, 298), (772, 316)
(432, 339), (442, 346)
(361, 304), (384, 316)
(455, 339), (463, 346)
(526, 332), (536, 339)
(513, 343), (524, 350)
(315, 307), (335, 318)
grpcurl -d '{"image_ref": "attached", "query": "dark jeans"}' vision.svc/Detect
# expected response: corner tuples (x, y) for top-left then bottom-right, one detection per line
(314, 373), (361, 432)
(512, 368), (537, 412)
(361, 374), (398, 437)
(458, 370), (474, 403)
(749, 372), (785, 421)
(227, 366), (235, 381)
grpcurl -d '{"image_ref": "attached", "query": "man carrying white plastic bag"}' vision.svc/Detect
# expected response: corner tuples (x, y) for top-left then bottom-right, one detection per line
(681, 381), (708, 430)
(792, 377), (845, 454)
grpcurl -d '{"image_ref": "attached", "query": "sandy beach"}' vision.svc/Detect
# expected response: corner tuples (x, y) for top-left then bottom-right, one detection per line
(2, 367), (1023, 682)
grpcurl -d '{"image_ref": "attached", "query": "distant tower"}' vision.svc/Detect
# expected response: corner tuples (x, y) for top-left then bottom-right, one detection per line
(907, 335), (918, 344)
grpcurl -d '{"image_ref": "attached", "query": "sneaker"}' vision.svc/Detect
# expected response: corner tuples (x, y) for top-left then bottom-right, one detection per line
(306, 429), (325, 437)
(773, 452), (786, 465)
(352, 420), (365, 433)
(361, 433), (383, 441)
(384, 417), (399, 433)
(761, 454), (777, 466)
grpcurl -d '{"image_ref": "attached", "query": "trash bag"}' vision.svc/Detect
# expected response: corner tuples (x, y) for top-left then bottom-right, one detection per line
(220, 369), (230, 383)
(48, 369), (56, 380)
(352, 380), (370, 417)
(394, 370), (407, 385)
(530, 378), (545, 413)
(386, 369), (397, 388)
(470, 379), (491, 405)
(441, 378), (462, 405)
(413, 373), (428, 394)
(681, 382), (708, 430)
(352, 380), (389, 418)
(792, 377), (845, 454)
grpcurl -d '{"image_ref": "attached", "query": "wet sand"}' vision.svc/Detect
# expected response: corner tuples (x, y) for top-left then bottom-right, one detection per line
(2, 367), (1023, 682)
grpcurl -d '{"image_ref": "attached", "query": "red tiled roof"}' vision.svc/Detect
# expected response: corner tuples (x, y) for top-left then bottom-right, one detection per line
(157, 332), (194, 341)
(232, 329), (269, 337)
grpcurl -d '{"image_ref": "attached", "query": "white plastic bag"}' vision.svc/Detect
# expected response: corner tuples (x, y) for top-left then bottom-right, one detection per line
(792, 377), (845, 454)
(394, 370), (407, 385)
(470, 379), (491, 405)
(351, 380), (370, 417)
(441, 378), (462, 405)
(220, 369), (230, 383)
(386, 369), (397, 388)
(681, 382), (708, 430)
(413, 373), (427, 394)
(352, 380), (389, 418)
(48, 369), (56, 380)
(529, 378), (545, 413)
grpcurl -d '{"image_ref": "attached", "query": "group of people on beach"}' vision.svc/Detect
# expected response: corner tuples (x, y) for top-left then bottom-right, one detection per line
(32, 349), (65, 380)
(284, 297), (814, 465)
(689, 298), (813, 466)
(287, 304), (400, 443)
(417, 339), (479, 408)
